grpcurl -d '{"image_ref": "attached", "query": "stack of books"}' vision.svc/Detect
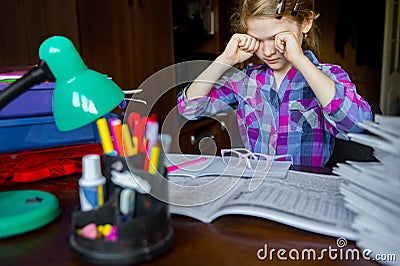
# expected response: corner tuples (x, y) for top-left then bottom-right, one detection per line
(332, 115), (400, 264)
(0, 67), (103, 184)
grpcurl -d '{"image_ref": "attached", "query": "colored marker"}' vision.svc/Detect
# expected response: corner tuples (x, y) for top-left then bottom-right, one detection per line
(148, 145), (161, 175)
(120, 188), (135, 216)
(167, 157), (207, 172)
(131, 136), (139, 155)
(122, 123), (135, 156)
(145, 114), (159, 157)
(143, 138), (150, 171)
(110, 118), (124, 156)
(128, 112), (145, 152)
(96, 118), (115, 155)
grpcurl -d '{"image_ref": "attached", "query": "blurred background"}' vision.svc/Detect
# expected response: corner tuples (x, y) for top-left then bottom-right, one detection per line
(0, 0), (395, 154)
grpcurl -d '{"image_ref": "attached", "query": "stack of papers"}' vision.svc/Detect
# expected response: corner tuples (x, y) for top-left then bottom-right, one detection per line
(332, 115), (400, 264)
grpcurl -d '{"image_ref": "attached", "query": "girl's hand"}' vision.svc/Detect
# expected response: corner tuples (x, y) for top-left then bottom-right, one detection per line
(275, 32), (305, 65)
(218, 34), (259, 66)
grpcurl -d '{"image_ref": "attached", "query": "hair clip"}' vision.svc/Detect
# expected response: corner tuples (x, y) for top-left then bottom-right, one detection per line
(291, 0), (299, 16)
(274, 0), (286, 19)
(275, 0), (299, 19)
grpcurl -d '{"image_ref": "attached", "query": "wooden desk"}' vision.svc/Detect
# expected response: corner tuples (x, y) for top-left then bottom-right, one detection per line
(0, 172), (378, 266)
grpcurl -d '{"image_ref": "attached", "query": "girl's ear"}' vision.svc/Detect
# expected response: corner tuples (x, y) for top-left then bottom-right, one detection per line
(301, 11), (314, 35)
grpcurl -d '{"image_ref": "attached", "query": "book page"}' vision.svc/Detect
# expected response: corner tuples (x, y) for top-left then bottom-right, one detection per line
(168, 170), (357, 239)
(168, 175), (244, 221)
(215, 170), (356, 239)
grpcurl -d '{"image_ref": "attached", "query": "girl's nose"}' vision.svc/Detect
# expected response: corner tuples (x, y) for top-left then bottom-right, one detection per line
(261, 40), (276, 57)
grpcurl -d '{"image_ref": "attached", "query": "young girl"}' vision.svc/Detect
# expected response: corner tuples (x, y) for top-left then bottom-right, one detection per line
(177, 0), (372, 167)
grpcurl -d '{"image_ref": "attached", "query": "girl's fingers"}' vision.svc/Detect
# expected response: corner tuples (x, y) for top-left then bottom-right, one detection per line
(237, 35), (248, 47)
(276, 41), (285, 54)
(249, 37), (259, 51)
(238, 36), (258, 53)
(276, 35), (288, 54)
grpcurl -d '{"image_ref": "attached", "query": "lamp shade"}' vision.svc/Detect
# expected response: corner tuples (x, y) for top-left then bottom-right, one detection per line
(39, 36), (124, 131)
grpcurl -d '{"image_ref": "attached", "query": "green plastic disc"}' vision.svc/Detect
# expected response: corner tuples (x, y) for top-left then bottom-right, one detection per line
(0, 190), (61, 238)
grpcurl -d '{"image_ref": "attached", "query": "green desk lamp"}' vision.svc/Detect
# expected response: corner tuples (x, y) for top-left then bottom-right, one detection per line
(0, 36), (125, 238)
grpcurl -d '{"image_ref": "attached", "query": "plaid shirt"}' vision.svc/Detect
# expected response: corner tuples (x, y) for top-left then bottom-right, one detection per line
(177, 50), (372, 167)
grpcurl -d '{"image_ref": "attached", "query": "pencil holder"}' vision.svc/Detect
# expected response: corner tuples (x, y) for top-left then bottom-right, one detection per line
(69, 152), (173, 265)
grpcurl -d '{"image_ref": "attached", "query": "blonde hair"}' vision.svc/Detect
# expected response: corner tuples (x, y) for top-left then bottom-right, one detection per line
(230, 0), (321, 58)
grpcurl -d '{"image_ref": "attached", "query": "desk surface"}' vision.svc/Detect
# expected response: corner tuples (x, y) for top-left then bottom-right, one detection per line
(1, 171), (378, 266)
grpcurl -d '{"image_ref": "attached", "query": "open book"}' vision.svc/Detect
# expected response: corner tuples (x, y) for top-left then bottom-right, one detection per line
(168, 170), (357, 240)
(164, 153), (292, 179)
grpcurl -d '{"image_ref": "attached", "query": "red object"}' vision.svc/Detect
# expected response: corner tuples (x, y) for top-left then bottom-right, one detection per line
(143, 138), (150, 171)
(127, 112), (146, 153)
(167, 157), (207, 172)
(0, 143), (103, 184)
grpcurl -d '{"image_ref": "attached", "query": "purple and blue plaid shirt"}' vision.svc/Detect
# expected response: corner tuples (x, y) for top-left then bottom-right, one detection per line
(177, 50), (372, 167)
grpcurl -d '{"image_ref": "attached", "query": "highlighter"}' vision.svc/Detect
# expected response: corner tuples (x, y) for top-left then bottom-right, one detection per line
(96, 118), (115, 155)
(145, 114), (159, 157)
(122, 123), (135, 156)
(148, 145), (161, 175)
(109, 118), (124, 156)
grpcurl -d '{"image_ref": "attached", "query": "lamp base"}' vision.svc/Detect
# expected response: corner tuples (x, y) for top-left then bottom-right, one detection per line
(0, 190), (61, 238)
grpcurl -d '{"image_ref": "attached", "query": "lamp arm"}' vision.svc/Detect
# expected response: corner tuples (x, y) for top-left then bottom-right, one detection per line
(0, 60), (55, 109)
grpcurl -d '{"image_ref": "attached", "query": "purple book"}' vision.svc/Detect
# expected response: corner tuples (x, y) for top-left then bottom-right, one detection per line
(0, 81), (55, 119)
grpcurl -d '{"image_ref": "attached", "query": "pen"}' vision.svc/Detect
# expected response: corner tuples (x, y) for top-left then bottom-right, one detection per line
(167, 157), (207, 172)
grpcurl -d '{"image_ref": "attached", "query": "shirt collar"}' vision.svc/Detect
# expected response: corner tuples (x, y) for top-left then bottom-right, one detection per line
(303, 50), (319, 65)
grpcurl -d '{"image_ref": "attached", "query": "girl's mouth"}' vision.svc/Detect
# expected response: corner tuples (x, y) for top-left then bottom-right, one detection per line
(266, 58), (279, 64)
